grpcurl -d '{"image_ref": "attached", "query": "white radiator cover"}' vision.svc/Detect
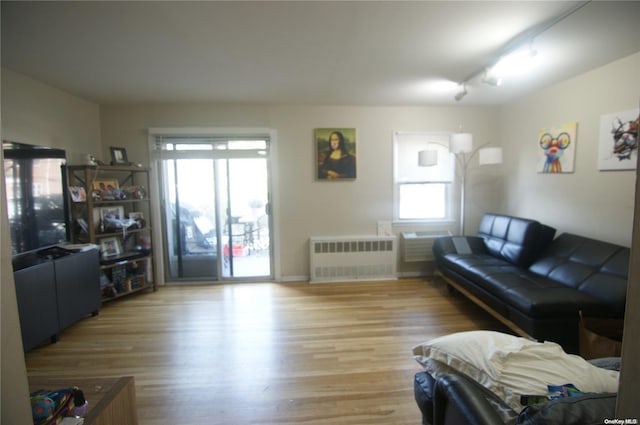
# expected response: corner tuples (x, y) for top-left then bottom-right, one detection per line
(401, 231), (451, 262)
(309, 236), (397, 283)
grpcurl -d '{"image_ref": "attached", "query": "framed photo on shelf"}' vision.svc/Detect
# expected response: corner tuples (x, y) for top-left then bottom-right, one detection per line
(68, 186), (86, 202)
(129, 211), (145, 228)
(110, 147), (129, 165)
(100, 237), (121, 258)
(92, 178), (119, 195)
(100, 205), (125, 221)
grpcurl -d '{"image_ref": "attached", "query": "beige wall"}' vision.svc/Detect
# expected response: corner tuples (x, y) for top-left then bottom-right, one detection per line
(1, 69), (102, 423)
(499, 52), (640, 247)
(1, 69), (101, 163)
(0, 152), (32, 424)
(100, 104), (500, 280)
(498, 52), (640, 414)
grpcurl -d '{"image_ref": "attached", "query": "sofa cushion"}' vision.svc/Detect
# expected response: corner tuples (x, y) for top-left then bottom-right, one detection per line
(438, 252), (521, 285)
(477, 214), (555, 268)
(412, 331), (619, 412)
(481, 272), (602, 317)
(529, 233), (629, 316)
(438, 256), (602, 318)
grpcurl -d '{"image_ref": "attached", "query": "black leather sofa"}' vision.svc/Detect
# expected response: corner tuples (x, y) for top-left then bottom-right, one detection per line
(432, 213), (629, 354)
(414, 357), (620, 425)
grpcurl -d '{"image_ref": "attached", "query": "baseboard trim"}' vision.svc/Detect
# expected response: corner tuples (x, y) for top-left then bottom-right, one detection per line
(397, 271), (433, 278)
(279, 275), (310, 283)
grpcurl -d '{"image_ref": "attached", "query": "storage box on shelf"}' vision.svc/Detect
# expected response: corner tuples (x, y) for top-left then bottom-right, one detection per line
(66, 164), (156, 301)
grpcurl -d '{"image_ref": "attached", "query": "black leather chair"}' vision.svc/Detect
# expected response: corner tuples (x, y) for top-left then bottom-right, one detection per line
(415, 357), (620, 425)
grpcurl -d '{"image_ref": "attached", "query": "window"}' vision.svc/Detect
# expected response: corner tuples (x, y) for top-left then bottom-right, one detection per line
(393, 131), (455, 222)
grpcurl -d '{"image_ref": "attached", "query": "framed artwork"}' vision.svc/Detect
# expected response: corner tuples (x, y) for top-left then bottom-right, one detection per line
(92, 178), (122, 201)
(68, 186), (86, 202)
(92, 178), (119, 192)
(315, 128), (357, 180)
(536, 122), (577, 173)
(129, 211), (145, 228)
(597, 109), (639, 171)
(100, 205), (125, 221)
(110, 146), (129, 165)
(100, 237), (121, 258)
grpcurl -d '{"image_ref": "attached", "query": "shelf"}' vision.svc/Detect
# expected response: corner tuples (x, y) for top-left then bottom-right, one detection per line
(102, 283), (154, 303)
(67, 164), (150, 173)
(100, 253), (151, 268)
(74, 198), (150, 206)
(66, 164), (156, 300)
(95, 227), (151, 239)
(93, 198), (150, 205)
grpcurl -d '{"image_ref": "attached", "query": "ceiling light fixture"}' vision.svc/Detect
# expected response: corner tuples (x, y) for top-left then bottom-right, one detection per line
(454, 84), (467, 102)
(481, 70), (502, 87)
(453, 1), (589, 99)
(490, 45), (539, 78)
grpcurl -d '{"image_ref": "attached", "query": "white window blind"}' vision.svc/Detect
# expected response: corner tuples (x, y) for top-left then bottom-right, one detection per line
(393, 131), (455, 221)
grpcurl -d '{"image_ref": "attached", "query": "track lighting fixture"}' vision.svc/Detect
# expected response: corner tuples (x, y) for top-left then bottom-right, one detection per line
(450, 1), (588, 101)
(490, 45), (538, 78)
(482, 70), (502, 87)
(454, 84), (467, 102)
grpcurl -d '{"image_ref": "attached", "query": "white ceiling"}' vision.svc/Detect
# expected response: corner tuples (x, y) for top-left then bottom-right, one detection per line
(2, 1), (639, 106)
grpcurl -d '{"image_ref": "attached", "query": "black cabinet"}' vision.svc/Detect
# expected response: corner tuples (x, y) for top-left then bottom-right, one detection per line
(54, 249), (101, 329)
(14, 261), (59, 351)
(13, 248), (101, 351)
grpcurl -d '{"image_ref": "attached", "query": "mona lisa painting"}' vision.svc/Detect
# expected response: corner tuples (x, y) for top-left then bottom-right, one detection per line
(315, 128), (357, 180)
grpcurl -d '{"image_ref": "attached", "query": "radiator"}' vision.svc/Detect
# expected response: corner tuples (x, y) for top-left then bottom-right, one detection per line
(309, 236), (397, 283)
(401, 231), (450, 262)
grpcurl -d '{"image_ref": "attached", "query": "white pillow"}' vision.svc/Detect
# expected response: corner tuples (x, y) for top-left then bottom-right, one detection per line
(412, 331), (619, 412)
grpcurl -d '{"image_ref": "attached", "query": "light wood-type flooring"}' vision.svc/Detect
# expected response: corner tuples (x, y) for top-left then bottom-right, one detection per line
(25, 278), (509, 424)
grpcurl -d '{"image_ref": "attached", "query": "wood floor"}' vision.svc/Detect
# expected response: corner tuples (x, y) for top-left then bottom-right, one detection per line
(25, 278), (508, 425)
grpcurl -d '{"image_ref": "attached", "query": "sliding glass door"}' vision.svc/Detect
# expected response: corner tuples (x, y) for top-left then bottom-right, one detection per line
(156, 137), (272, 282)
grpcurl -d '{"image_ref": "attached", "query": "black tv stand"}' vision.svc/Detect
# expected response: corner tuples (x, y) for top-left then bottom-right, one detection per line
(13, 246), (101, 351)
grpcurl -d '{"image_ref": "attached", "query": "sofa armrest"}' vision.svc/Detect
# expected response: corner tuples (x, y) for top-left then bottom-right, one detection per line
(433, 374), (517, 425)
(414, 372), (437, 425)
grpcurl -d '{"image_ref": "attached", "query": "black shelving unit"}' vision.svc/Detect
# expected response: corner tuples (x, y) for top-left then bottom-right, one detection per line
(66, 165), (156, 302)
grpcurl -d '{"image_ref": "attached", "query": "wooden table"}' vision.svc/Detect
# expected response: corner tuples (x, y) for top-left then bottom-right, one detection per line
(28, 376), (138, 425)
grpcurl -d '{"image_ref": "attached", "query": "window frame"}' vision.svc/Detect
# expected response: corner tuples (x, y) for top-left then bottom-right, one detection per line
(393, 131), (456, 223)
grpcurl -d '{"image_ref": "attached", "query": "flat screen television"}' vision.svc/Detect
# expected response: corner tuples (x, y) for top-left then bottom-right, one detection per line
(3, 141), (69, 256)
